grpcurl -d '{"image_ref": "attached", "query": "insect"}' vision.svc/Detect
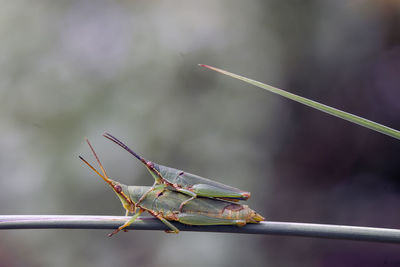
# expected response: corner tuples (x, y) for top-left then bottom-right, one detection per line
(103, 132), (251, 211)
(80, 138), (264, 236)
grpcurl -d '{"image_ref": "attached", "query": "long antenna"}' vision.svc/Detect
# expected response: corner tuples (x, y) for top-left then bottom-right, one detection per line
(103, 132), (166, 183)
(85, 138), (110, 182)
(81, 138), (133, 206)
(79, 156), (107, 182)
(103, 133), (148, 166)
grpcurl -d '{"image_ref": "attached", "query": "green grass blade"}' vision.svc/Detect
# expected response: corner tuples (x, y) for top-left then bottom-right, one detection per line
(199, 64), (400, 140)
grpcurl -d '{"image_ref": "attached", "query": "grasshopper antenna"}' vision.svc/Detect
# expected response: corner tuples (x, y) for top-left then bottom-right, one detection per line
(85, 137), (111, 184)
(103, 133), (166, 181)
(79, 155), (107, 181)
(81, 138), (133, 207)
(103, 133), (148, 166)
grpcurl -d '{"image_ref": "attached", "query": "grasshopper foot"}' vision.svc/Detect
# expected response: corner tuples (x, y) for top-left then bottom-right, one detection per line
(108, 228), (121, 237)
(164, 229), (179, 234)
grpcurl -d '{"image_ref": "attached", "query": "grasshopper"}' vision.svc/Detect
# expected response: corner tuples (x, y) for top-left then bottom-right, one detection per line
(80, 138), (264, 236)
(103, 132), (250, 210)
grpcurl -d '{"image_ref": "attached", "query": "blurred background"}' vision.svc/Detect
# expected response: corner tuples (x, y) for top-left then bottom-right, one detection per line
(1, 0), (400, 266)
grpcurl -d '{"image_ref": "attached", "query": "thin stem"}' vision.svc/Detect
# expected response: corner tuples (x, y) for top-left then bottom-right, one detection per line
(1, 215), (400, 243)
(199, 64), (400, 140)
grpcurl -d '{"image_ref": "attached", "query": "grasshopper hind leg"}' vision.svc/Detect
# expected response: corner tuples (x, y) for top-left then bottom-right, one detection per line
(156, 215), (179, 234)
(146, 210), (179, 233)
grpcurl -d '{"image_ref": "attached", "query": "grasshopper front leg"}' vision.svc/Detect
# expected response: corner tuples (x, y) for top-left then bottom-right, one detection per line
(109, 209), (144, 237)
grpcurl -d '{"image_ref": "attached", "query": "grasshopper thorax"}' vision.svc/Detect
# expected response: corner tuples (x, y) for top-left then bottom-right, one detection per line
(126, 186), (153, 203)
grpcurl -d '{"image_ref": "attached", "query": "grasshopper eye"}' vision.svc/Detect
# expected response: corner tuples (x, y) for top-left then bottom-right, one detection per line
(146, 161), (154, 168)
(114, 185), (122, 193)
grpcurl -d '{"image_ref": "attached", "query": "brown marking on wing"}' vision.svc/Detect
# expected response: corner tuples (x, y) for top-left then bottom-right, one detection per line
(222, 204), (244, 213)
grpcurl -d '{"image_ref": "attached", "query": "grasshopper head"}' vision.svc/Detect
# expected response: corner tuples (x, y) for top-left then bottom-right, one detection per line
(79, 138), (135, 214)
(102, 177), (135, 214)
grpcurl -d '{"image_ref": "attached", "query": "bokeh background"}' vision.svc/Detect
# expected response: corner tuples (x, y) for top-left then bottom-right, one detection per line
(1, 0), (400, 266)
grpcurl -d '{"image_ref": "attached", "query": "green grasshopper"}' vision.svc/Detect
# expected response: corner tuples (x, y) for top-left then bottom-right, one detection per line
(103, 132), (250, 210)
(80, 138), (264, 236)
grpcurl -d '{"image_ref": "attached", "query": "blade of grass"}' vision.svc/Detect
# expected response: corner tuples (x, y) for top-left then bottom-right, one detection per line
(199, 64), (400, 140)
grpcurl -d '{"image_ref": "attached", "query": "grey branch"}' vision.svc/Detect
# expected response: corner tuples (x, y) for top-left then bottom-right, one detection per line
(1, 215), (400, 243)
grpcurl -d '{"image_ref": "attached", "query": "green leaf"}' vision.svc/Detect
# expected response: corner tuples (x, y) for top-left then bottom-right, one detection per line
(199, 64), (400, 140)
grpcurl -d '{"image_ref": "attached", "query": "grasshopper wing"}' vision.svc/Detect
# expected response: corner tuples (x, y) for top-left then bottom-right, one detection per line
(156, 163), (250, 200)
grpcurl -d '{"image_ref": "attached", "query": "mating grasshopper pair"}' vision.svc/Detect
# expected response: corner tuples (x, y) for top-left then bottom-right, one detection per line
(80, 133), (264, 236)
